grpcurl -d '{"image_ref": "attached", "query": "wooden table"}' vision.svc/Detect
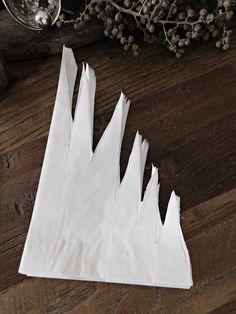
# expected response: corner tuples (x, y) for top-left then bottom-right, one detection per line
(0, 35), (236, 313)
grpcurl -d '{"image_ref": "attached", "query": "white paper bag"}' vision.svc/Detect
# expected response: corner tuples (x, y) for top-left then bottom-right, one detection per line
(19, 46), (193, 289)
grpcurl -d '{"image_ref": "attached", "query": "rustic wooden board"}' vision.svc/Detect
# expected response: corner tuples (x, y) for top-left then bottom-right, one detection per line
(0, 9), (104, 61)
(0, 34), (236, 313)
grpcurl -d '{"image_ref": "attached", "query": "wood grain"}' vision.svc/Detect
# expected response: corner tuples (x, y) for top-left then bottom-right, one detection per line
(0, 33), (236, 313)
(0, 9), (104, 61)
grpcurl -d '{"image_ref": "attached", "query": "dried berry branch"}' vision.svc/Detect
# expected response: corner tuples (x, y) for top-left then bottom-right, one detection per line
(57, 0), (236, 57)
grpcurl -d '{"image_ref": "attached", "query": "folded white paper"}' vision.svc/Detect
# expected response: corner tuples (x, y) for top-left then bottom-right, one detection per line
(19, 46), (193, 289)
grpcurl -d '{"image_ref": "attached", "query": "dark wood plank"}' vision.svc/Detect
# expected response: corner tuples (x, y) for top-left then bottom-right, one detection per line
(1, 39), (236, 213)
(1, 31), (236, 313)
(0, 9), (104, 61)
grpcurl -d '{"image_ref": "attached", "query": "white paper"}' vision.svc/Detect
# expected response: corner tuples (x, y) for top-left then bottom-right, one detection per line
(19, 46), (193, 289)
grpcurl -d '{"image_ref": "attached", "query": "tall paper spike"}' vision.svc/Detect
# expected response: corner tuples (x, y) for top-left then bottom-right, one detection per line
(71, 63), (96, 166)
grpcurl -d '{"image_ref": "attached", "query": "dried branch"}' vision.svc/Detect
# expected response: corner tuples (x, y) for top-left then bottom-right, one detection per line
(57, 0), (236, 57)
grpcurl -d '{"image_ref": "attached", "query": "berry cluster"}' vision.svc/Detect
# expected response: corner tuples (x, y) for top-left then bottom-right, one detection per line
(57, 0), (236, 57)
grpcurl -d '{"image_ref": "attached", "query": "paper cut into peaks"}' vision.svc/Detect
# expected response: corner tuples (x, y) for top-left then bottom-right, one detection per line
(19, 46), (193, 289)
